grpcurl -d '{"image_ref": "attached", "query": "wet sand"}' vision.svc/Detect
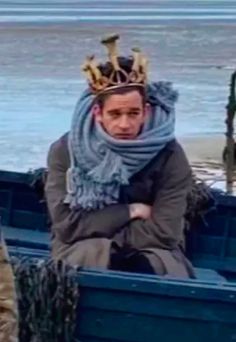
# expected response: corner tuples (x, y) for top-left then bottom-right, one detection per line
(179, 134), (236, 193)
(1, 6), (236, 186)
(180, 134), (225, 163)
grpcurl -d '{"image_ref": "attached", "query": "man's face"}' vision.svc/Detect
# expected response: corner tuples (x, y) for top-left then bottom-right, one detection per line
(95, 90), (148, 140)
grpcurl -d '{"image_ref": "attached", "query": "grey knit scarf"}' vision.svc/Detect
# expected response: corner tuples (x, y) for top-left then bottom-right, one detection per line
(65, 81), (178, 210)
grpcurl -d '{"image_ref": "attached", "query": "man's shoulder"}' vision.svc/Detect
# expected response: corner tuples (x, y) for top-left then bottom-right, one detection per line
(154, 139), (189, 165)
(163, 139), (191, 178)
(47, 132), (70, 167)
(149, 139), (190, 174)
(50, 132), (69, 153)
(168, 139), (190, 165)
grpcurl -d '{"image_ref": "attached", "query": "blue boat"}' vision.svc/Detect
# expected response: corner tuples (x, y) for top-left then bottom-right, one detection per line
(1, 70), (236, 342)
(1, 168), (236, 341)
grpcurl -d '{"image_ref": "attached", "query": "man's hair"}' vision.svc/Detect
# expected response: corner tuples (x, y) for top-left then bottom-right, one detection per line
(95, 56), (146, 109)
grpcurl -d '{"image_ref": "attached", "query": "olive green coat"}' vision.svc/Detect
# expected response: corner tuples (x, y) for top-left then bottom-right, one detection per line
(45, 134), (194, 278)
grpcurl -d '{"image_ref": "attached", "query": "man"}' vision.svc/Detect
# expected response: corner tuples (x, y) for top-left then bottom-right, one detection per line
(45, 35), (194, 278)
(0, 232), (18, 342)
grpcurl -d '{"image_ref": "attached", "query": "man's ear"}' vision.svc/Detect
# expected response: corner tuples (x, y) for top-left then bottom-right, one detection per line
(144, 103), (151, 116)
(92, 104), (102, 123)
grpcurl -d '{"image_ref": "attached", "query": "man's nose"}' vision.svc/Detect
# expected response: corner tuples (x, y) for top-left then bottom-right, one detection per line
(119, 116), (130, 130)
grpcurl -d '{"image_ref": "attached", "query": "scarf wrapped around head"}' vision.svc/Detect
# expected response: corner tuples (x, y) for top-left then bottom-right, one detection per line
(65, 81), (178, 210)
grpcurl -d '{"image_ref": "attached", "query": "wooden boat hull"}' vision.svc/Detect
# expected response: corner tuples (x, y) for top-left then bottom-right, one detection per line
(75, 269), (236, 342)
(1, 169), (236, 341)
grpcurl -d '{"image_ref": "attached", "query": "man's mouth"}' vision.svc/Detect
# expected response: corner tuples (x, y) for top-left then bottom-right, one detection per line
(115, 134), (133, 139)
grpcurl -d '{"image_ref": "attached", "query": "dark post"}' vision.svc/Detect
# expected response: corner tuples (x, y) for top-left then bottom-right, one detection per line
(225, 71), (236, 193)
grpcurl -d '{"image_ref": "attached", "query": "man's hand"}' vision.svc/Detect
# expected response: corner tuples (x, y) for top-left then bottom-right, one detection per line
(129, 203), (152, 220)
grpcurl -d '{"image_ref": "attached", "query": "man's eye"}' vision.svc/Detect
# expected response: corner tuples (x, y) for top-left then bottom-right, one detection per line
(110, 113), (120, 118)
(130, 112), (140, 116)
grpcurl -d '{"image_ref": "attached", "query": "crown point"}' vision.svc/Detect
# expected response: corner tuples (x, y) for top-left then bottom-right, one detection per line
(132, 47), (141, 53)
(101, 34), (120, 45)
(86, 55), (95, 61)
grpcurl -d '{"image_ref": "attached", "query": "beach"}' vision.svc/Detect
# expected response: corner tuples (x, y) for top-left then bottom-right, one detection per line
(180, 135), (225, 163)
(0, 0), (236, 191)
(180, 135), (228, 190)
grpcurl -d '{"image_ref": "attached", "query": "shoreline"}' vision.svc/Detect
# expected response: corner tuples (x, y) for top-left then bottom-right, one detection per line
(178, 133), (225, 163)
(178, 134), (235, 192)
(0, 133), (227, 171)
(1, 132), (235, 193)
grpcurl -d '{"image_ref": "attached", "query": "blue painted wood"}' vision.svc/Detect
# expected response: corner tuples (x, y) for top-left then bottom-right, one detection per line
(1, 169), (236, 276)
(77, 310), (235, 342)
(0, 170), (48, 231)
(78, 270), (236, 296)
(8, 246), (50, 259)
(2, 170), (236, 341)
(74, 270), (236, 342)
(6, 247), (235, 341)
(188, 195), (236, 273)
(0, 170), (32, 184)
(2, 226), (49, 249)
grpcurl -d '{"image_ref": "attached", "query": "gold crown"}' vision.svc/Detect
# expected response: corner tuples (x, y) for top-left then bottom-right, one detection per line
(81, 34), (148, 95)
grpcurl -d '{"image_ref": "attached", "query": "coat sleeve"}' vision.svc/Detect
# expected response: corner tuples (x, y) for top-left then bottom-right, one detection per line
(45, 139), (130, 244)
(0, 234), (18, 341)
(114, 144), (192, 250)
